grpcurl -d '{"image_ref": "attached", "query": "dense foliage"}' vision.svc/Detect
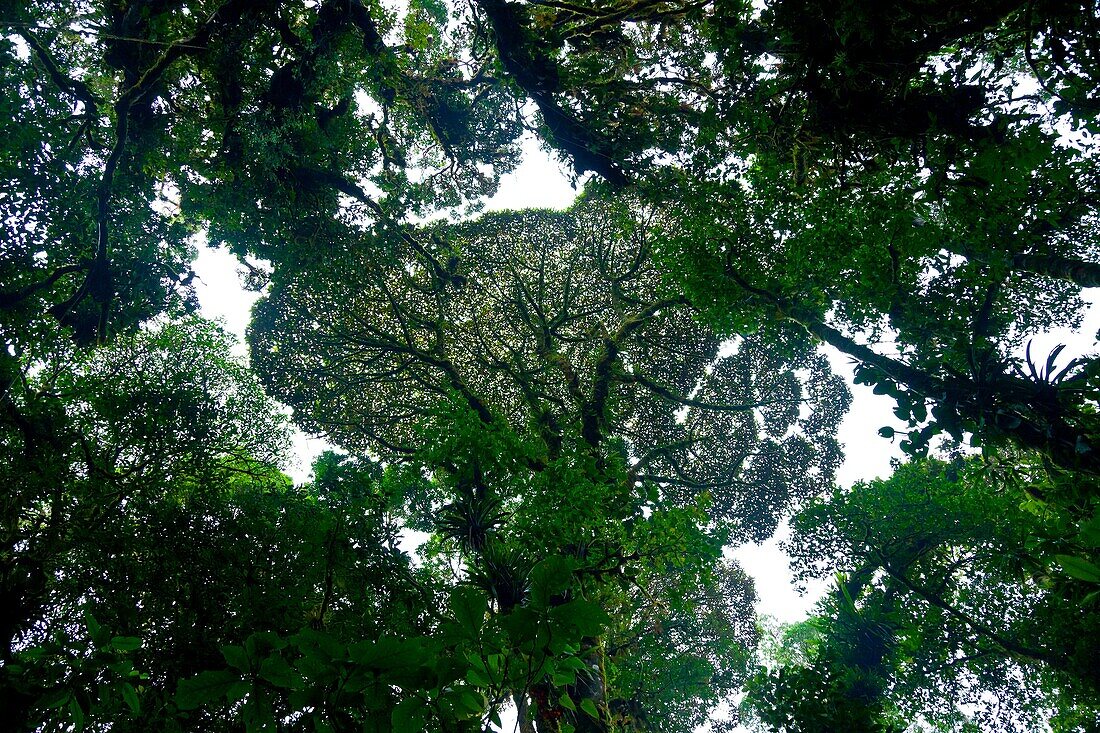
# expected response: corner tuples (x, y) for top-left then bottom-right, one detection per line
(3, 0), (1100, 731)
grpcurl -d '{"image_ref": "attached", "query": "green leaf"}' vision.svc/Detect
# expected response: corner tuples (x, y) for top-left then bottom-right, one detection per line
(291, 628), (345, 661)
(120, 683), (141, 715)
(580, 698), (599, 719)
(529, 556), (574, 608)
(1055, 554), (1100, 583)
(228, 680), (251, 704)
(1078, 513), (1100, 548)
(392, 697), (428, 732)
(176, 670), (242, 710)
(244, 631), (286, 658)
(84, 610), (109, 647)
(559, 656), (588, 671)
(69, 697), (85, 733)
(450, 586), (487, 638)
(259, 654), (302, 689)
(466, 666), (490, 687)
(836, 574), (857, 611)
(111, 635), (142, 652)
(243, 688), (276, 733)
(548, 599), (610, 638)
(221, 644), (251, 672)
(108, 659), (135, 677)
(40, 689), (70, 709)
(559, 692), (576, 711)
(349, 634), (429, 673)
(498, 607), (541, 644)
(447, 686), (485, 717)
(552, 669), (577, 686)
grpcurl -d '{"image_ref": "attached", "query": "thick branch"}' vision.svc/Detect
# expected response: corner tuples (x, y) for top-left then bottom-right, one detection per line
(19, 29), (102, 118)
(618, 368), (802, 414)
(475, 0), (629, 185)
(0, 265), (85, 310)
(878, 558), (1062, 669)
(724, 268), (1100, 474)
(1010, 252), (1100, 288)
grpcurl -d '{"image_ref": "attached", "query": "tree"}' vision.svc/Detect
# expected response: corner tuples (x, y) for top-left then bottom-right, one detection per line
(8, 1), (1098, 484)
(435, 0), (1100, 485)
(251, 197), (848, 536)
(0, 317), (301, 729)
(744, 459), (1100, 732)
(249, 197), (847, 728)
(660, 121), (1100, 482)
(2, 0), (525, 344)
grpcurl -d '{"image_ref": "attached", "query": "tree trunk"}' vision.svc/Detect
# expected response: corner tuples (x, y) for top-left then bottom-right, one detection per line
(513, 692), (537, 733)
(473, 0), (629, 186)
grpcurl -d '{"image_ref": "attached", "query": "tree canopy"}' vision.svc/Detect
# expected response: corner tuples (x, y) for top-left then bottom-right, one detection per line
(3, 0), (1100, 731)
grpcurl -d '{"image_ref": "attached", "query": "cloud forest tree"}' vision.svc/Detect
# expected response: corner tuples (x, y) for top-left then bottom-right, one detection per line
(0, 318), (291, 729)
(249, 198), (847, 730)
(4, 0), (1100, 731)
(251, 199), (848, 537)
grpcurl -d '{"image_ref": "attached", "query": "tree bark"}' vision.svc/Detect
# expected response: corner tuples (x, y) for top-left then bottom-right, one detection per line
(963, 247), (1100, 288)
(1010, 252), (1100, 288)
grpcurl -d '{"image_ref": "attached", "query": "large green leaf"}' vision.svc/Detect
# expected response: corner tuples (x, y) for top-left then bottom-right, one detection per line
(176, 670), (243, 710)
(549, 599), (611, 639)
(120, 683), (141, 715)
(110, 635), (142, 652)
(348, 634), (428, 671)
(449, 586), (488, 638)
(259, 654), (303, 690)
(392, 697), (428, 732)
(221, 644), (251, 672)
(1055, 554), (1100, 583)
(529, 556), (575, 609)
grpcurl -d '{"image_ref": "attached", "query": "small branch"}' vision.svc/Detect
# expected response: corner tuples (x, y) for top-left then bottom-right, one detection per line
(0, 264), (85, 310)
(619, 367), (803, 413)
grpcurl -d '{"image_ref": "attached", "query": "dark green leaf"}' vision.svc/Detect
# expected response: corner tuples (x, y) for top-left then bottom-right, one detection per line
(392, 697), (428, 732)
(69, 697), (85, 733)
(450, 586), (487, 637)
(549, 599), (610, 638)
(120, 683), (141, 715)
(259, 654), (302, 689)
(111, 635), (142, 652)
(1055, 554), (1100, 583)
(529, 556), (574, 609)
(221, 644), (250, 672)
(176, 670), (242, 710)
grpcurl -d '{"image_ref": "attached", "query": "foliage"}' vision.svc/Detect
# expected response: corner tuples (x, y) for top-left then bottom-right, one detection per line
(247, 198), (825, 728)
(250, 197), (849, 537)
(743, 459), (1100, 732)
(5, 0), (1100, 730)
